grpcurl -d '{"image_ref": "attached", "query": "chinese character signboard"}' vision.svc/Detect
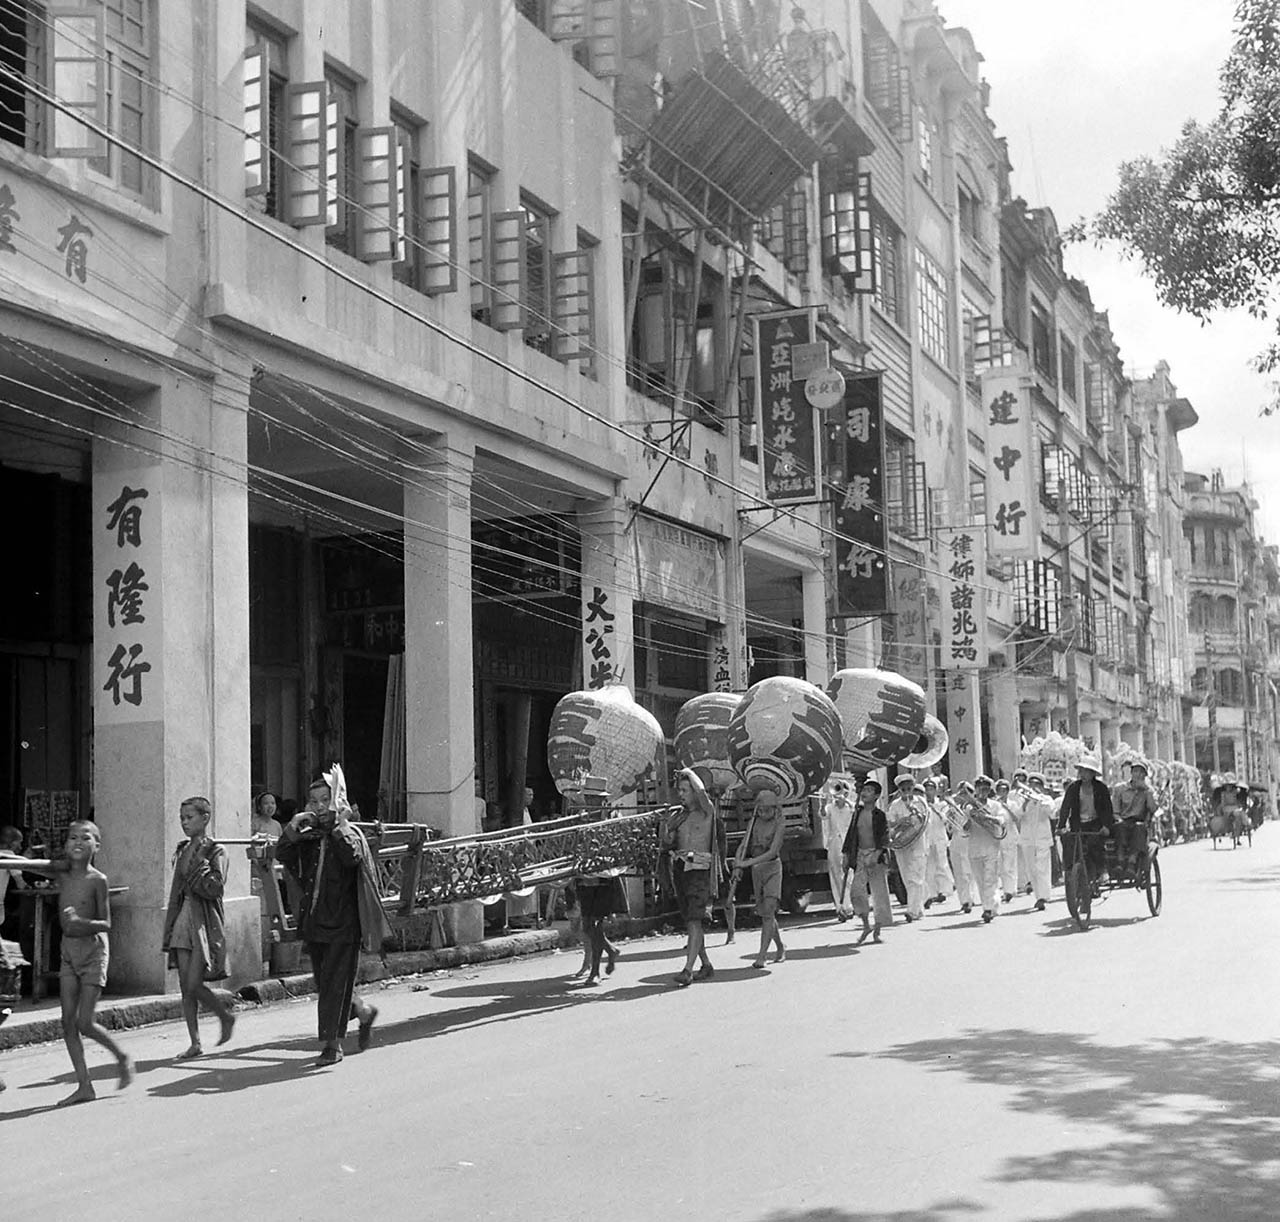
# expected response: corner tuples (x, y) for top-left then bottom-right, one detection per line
(937, 524), (988, 669)
(982, 368), (1039, 559)
(94, 469), (163, 724)
(582, 583), (618, 689)
(830, 373), (888, 615)
(754, 308), (820, 503)
(634, 514), (726, 621)
(890, 563), (928, 685)
(943, 669), (983, 783)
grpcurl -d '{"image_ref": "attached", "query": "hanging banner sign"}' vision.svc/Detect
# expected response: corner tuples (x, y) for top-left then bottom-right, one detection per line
(943, 669), (983, 782)
(754, 308), (820, 503)
(937, 523), (989, 670)
(830, 372), (888, 615)
(890, 562), (929, 685)
(981, 368), (1039, 558)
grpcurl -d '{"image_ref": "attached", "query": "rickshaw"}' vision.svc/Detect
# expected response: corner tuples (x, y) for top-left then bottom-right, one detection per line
(1060, 823), (1162, 931)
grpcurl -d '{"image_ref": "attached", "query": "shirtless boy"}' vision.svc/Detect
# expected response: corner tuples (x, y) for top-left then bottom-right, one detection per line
(52, 820), (133, 1104)
(665, 768), (722, 987)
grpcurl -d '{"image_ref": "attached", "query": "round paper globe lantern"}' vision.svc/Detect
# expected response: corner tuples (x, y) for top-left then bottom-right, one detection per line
(826, 668), (927, 772)
(673, 692), (743, 793)
(546, 686), (664, 796)
(726, 676), (842, 799)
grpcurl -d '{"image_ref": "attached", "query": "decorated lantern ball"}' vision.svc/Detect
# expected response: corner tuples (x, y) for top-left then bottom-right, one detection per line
(726, 676), (842, 799)
(547, 686), (664, 796)
(674, 692), (743, 793)
(826, 668), (926, 772)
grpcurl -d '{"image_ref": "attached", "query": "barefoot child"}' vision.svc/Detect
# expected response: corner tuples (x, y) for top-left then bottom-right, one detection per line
(53, 820), (133, 1104)
(733, 790), (787, 969)
(161, 797), (235, 1059)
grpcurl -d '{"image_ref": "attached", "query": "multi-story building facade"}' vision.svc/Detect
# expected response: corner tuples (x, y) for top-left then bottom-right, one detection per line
(1184, 472), (1277, 789)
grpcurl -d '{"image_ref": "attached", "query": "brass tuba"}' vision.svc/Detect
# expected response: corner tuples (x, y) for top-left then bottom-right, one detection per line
(968, 800), (1009, 841)
(887, 796), (928, 850)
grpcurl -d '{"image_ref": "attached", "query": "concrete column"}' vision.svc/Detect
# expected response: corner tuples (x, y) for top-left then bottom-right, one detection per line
(721, 537), (750, 691)
(577, 498), (635, 692)
(404, 435), (481, 947)
(404, 435), (477, 837)
(93, 360), (255, 992)
(801, 565), (829, 687)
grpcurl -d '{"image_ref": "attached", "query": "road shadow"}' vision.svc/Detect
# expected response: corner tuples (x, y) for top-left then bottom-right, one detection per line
(756, 1205), (982, 1222)
(767, 942), (863, 963)
(828, 1028), (1280, 1221)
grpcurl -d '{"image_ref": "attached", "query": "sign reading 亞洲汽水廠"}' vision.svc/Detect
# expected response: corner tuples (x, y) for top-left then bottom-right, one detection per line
(982, 368), (1039, 559)
(754, 308), (820, 504)
(936, 524), (989, 670)
(831, 372), (888, 615)
(94, 471), (163, 724)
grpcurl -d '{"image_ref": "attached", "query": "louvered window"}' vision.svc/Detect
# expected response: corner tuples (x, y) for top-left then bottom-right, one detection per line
(861, 0), (903, 132)
(391, 114), (421, 286)
(324, 69), (359, 252)
(245, 24), (287, 218)
(871, 208), (902, 323)
(521, 195), (555, 352)
(547, 0), (619, 78)
(1015, 559), (1062, 636)
(468, 158), (496, 323)
(552, 231), (597, 373)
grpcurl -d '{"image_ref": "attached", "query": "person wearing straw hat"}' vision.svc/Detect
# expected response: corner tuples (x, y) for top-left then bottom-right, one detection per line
(1112, 760), (1159, 875)
(887, 775), (928, 922)
(1021, 773), (1057, 910)
(920, 777), (953, 909)
(1055, 752), (1114, 885)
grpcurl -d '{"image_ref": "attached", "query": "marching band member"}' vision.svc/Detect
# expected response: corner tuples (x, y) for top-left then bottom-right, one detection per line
(966, 775), (1008, 923)
(921, 776), (953, 909)
(840, 777), (893, 943)
(888, 775), (928, 921)
(994, 777), (1022, 905)
(1021, 772), (1058, 910)
(822, 779), (856, 922)
(948, 781), (982, 915)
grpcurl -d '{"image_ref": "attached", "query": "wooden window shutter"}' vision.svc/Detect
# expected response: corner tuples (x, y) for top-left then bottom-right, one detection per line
(490, 209), (526, 330)
(849, 171), (877, 295)
(354, 126), (399, 262)
(48, 7), (107, 158)
(419, 166), (458, 295)
(284, 81), (327, 227)
(552, 247), (595, 363)
(324, 93), (341, 230)
(820, 162), (858, 273)
(549, 0), (620, 77)
(243, 45), (269, 196)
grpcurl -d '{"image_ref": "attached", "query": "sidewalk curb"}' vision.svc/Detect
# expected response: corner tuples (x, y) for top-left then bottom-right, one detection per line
(0, 914), (674, 1052)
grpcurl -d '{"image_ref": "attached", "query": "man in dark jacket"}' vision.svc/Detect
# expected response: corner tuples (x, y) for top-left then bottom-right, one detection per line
(1055, 753), (1114, 882)
(276, 771), (385, 1067)
(841, 777), (892, 943)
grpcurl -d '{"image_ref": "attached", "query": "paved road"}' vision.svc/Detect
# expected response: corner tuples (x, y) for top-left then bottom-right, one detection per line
(5, 826), (1279, 1221)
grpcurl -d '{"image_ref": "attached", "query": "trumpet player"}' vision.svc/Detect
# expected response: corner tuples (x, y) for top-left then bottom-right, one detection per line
(920, 777), (953, 909)
(1021, 772), (1058, 910)
(948, 782), (982, 915)
(994, 777), (1022, 905)
(888, 775), (928, 921)
(966, 775), (1008, 923)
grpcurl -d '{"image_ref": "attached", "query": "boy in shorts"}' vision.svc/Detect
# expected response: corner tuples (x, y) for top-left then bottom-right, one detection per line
(48, 820), (133, 1104)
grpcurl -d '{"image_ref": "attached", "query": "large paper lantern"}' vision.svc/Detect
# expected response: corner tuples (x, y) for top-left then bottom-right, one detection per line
(826, 668), (927, 772)
(547, 686), (663, 796)
(726, 676), (842, 799)
(674, 692), (743, 793)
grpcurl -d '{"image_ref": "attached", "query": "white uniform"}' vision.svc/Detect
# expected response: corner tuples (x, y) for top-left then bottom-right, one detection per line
(997, 794), (1022, 900)
(949, 803), (981, 910)
(966, 799), (1008, 915)
(823, 798), (855, 918)
(922, 796), (954, 901)
(888, 794), (927, 919)
(1020, 791), (1057, 903)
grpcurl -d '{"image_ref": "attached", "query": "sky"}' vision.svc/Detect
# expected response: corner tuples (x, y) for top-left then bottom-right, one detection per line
(941, 0), (1279, 540)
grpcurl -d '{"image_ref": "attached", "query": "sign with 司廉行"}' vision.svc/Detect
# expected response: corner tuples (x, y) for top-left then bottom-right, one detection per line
(754, 308), (821, 503)
(830, 373), (887, 615)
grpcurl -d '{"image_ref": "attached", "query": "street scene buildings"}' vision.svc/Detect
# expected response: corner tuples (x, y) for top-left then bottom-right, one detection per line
(1, 0), (1278, 994)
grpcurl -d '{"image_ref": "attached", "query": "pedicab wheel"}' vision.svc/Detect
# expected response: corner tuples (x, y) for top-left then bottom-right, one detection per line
(1145, 853), (1163, 916)
(1066, 861), (1092, 930)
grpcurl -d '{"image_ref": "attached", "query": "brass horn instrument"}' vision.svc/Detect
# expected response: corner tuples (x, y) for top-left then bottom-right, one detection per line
(887, 795), (928, 850)
(935, 794), (971, 837)
(967, 798), (1009, 841)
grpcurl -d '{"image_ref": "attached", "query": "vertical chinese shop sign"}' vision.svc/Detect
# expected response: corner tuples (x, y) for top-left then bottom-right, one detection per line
(830, 372), (888, 615)
(936, 523), (988, 669)
(94, 470), (163, 724)
(981, 368), (1039, 559)
(754, 308), (820, 503)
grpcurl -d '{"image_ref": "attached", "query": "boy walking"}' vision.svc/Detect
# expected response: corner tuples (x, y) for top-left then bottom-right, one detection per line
(47, 820), (133, 1104)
